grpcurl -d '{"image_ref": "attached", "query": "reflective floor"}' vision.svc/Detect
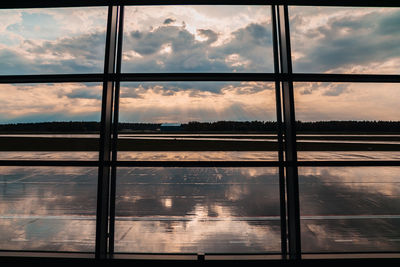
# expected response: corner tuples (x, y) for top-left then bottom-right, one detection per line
(0, 158), (399, 254)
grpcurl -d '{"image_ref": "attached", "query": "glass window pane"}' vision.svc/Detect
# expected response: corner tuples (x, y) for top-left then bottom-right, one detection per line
(117, 82), (278, 161)
(294, 82), (400, 161)
(122, 6), (273, 73)
(0, 83), (102, 160)
(0, 166), (97, 252)
(0, 7), (107, 75)
(290, 7), (400, 74)
(115, 167), (281, 254)
(299, 167), (400, 253)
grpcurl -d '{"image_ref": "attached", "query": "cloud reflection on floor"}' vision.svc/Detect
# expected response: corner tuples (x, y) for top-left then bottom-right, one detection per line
(0, 165), (399, 254)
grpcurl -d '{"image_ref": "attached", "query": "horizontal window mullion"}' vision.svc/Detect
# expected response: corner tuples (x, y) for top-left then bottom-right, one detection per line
(0, 160), (281, 168)
(2, 0), (400, 9)
(114, 160), (281, 167)
(117, 0), (278, 6)
(0, 160), (99, 167)
(285, 0), (400, 7)
(0, 74), (105, 84)
(0, 1), (280, 10)
(291, 73), (400, 83)
(297, 160), (400, 167)
(119, 73), (277, 82)
(0, 1), (110, 9)
(1, 73), (399, 84)
(3, 160), (400, 167)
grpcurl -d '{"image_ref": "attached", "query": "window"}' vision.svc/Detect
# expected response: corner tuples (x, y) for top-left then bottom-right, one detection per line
(0, 1), (399, 262)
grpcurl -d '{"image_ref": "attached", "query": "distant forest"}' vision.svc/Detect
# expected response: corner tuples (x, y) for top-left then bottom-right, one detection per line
(1, 120), (400, 133)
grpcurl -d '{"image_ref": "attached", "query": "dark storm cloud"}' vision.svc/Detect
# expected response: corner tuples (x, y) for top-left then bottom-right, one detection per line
(163, 18), (176, 25)
(29, 32), (105, 60)
(322, 83), (350, 96)
(66, 89), (102, 100)
(211, 23), (274, 72)
(0, 49), (41, 75)
(0, 31), (106, 75)
(232, 23), (271, 46)
(377, 10), (400, 35)
(126, 26), (196, 56)
(292, 9), (400, 72)
(120, 85), (146, 99)
(298, 83), (350, 96)
(197, 29), (218, 44)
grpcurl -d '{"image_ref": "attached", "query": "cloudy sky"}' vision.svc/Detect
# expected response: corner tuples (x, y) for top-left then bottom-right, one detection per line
(0, 6), (399, 123)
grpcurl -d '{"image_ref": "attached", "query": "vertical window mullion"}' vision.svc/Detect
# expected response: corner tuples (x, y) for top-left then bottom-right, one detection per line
(96, 5), (120, 260)
(271, 4), (288, 259)
(277, 4), (301, 260)
(109, 5), (125, 257)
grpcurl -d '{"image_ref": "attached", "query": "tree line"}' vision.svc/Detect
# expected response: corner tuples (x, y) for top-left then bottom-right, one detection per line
(1, 120), (400, 133)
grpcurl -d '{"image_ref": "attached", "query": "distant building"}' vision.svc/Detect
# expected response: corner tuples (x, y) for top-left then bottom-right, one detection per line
(160, 123), (182, 131)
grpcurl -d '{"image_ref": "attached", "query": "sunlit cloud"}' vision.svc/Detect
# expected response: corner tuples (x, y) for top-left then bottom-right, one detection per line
(0, 7), (107, 75)
(0, 83), (102, 123)
(119, 82), (276, 123)
(0, 6), (399, 123)
(122, 6), (273, 73)
(290, 7), (400, 74)
(294, 83), (400, 121)
(124, 6), (270, 45)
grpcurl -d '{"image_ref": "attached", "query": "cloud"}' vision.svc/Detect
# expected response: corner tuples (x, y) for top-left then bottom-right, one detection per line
(118, 82), (276, 123)
(377, 10), (400, 35)
(66, 87), (102, 100)
(0, 31), (106, 74)
(297, 82), (350, 96)
(0, 8), (107, 75)
(0, 7), (273, 75)
(163, 18), (176, 25)
(121, 81), (274, 96)
(322, 83), (350, 96)
(197, 29), (218, 44)
(294, 83), (400, 121)
(122, 22), (273, 73)
(0, 48), (41, 75)
(0, 83), (101, 123)
(291, 8), (400, 73)
(30, 32), (106, 60)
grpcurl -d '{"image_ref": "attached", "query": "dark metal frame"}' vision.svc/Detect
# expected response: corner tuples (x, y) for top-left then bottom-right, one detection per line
(275, 5), (301, 259)
(2, 0), (400, 8)
(271, 5), (287, 258)
(0, 0), (400, 261)
(96, 5), (120, 259)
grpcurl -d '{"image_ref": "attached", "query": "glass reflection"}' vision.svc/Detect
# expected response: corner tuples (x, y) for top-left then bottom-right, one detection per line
(0, 167), (97, 252)
(0, 151), (98, 161)
(115, 167), (281, 253)
(118, 151), (278, 161)
(299, 167), (400, 253)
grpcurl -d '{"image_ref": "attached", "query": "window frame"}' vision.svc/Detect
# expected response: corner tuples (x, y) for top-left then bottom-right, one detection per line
(0, 0), (399, 261)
